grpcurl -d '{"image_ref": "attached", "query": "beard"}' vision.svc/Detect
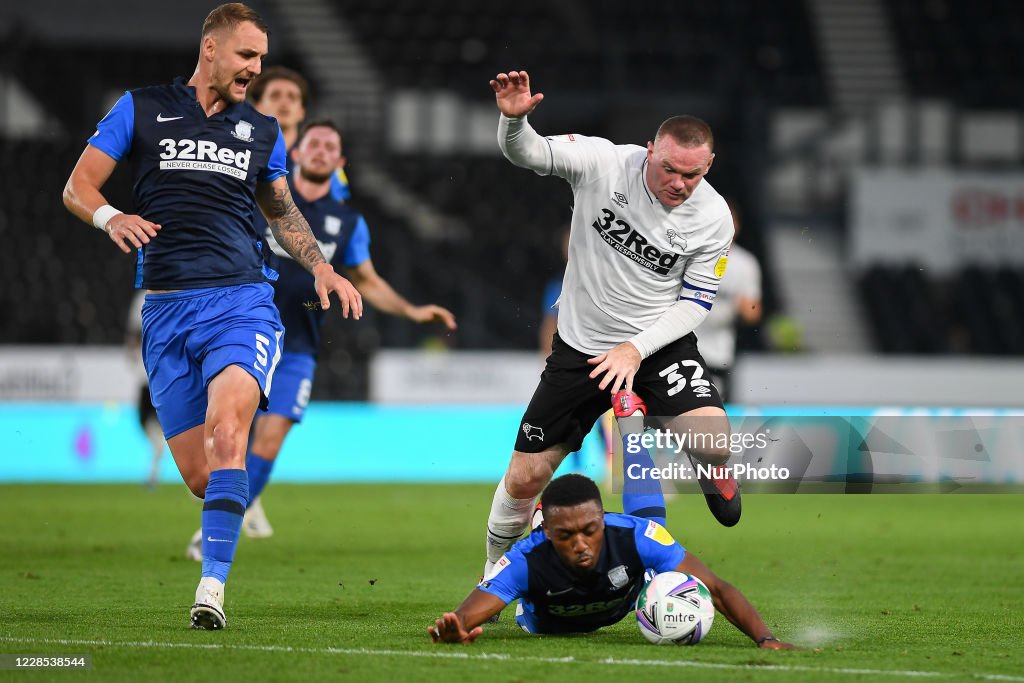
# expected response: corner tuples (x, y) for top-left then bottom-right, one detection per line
(298, 164), (333, 184)
(210, 64), (245, 104)
(211, 79), (242, 105)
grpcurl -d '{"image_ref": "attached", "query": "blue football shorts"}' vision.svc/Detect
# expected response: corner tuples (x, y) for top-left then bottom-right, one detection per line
(514, 601), (537, 634)
(265, 352), (316, 422)
(141, 283), (284, 439)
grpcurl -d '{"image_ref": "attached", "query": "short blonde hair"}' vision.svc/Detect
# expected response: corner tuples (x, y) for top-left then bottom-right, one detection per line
(201, 3), (269, 38)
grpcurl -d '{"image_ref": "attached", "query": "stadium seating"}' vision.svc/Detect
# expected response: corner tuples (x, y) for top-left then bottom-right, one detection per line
(888, 0), (1024, 106)
(330, 0), (824, 105)
(0, 139), (137, 344)
(858, 264), (1024, 355)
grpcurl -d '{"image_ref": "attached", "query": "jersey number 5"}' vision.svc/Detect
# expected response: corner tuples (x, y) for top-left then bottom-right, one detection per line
(255, 333), (270, 370)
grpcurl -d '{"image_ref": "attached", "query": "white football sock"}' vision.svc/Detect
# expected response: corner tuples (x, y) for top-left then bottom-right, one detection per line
(484, 475), (535, 565)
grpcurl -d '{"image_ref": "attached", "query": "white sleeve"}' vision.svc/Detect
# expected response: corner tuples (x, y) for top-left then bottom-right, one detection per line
(498, 114), (616, 186)
(497, 114), (551, 174)
(629, 300), (711, 359)
(629, 215), (733, 358)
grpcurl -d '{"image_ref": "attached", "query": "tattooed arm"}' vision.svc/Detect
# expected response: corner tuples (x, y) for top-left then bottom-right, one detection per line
(256, 177), (326, 272)
(256, 177), (363, 319)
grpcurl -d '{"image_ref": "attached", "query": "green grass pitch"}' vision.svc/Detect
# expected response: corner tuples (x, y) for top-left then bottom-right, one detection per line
(1, 484), (1021, 682)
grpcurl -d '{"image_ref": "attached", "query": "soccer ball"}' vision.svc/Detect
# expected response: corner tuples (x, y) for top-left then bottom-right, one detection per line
(635, 571), (715, 645)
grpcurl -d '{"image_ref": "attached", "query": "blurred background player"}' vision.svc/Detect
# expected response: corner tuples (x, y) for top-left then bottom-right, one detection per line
(694, 202), (763, 402)
(248, 66), (351, 202)
(63, 3), (363, 629)
(125, 289), (165, 488)
(538, 226), (570, 359)
(430, 473), (793, 647)
(187, 119), (455, 557)
(240, 66), (347, 535)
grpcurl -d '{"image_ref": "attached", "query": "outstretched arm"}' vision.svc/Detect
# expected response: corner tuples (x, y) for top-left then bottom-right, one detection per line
(490, 70), (544, 118)
(257, 177), (362, 319)
(63, 146), (161, 254)
(676, 552), (796, 649)
(491, 70), (550, 172)
(428, 589), (507, 644)
(345, 260), (456, 329)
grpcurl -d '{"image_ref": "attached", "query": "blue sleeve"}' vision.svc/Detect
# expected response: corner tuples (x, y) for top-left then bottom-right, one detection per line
(260, 126), (289, 182)
(330, 168), (352, 201)
(634, 518), (686, 573)
(541, 278), (562, 318)
(476, 550), (529, 605)
(342, 215), (370, 268)
(87, 92), (134, 161)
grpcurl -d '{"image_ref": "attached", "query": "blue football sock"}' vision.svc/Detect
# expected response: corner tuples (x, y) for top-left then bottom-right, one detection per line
(245, 450), (276, 503)
(201, 468), (249, 583)
(622, 435), (667, 526)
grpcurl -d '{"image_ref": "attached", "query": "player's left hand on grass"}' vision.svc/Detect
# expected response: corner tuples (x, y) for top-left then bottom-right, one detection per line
(588, 341), (642, 393)
(313, 263), (363, 319)
(759, 638), (798, 650)
(409, 304), (457, 330)
(429, 612), (482, 644)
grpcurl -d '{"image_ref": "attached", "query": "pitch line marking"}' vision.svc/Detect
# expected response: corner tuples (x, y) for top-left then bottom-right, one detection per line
(1, 636), (1021, 681)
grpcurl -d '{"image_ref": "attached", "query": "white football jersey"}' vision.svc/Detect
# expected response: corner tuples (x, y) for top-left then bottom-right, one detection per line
(539, 134), (734, 355)
(695, 244), (761, 368)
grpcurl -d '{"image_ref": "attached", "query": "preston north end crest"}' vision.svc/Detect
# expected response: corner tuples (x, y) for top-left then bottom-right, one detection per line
(232, 120), (254, 142)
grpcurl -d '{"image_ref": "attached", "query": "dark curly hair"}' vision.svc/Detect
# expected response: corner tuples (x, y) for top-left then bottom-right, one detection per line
(540, 474), (603, 513)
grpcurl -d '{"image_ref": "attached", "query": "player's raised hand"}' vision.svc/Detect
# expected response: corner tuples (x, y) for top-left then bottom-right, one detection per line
(409, 304), (457, 330)
(313, 263), (363, 319)
(104, 213), (161, 254)
(588, 341), (642, 394)
(490, 70), (544, 118)
(429, 612), (483, 645)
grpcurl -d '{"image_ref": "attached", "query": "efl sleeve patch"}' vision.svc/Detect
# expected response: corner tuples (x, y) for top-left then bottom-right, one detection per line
(482, 555), (511, 581)
(714, 255), (729, 278)
(476, 553), (526, 604)
(644, 520), (676, 546)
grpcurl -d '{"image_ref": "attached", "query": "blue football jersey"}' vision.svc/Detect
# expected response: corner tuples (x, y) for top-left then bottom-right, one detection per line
(478, 513), (686, 634)
(541, 274), (563, 319)
(261, 184), (369, 356)
(88, 78), (288, 289)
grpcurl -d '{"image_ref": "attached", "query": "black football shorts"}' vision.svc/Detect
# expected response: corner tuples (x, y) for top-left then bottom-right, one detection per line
(513, 332), (724, 453)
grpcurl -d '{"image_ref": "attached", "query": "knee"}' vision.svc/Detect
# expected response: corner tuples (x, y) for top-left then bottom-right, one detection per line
(505, 454), (559, 499)
(692, 443), (730, 466)
(505, 474), (546, 500)
(207, 418), (244, 456)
